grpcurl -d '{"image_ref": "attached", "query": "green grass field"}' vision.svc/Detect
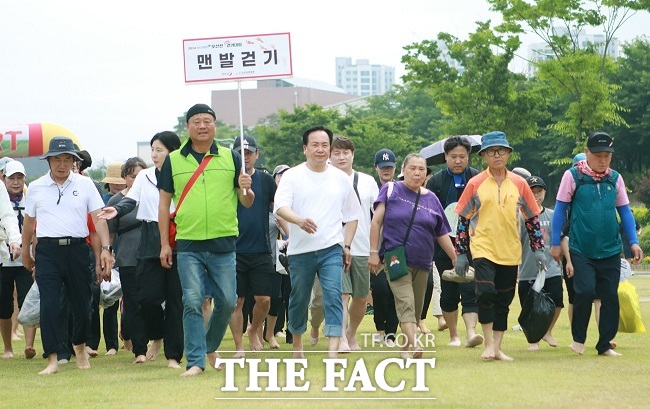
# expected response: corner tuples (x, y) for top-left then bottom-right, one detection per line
(1, 275), (648, 409)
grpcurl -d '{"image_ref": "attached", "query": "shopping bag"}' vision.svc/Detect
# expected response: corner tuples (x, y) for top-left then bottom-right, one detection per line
(618, 280), (646, 333)
(17, 282), (40, 327)
(100, 269), (122, 309)
(384, 245), (409, 281)
(518, 270), (556, 343)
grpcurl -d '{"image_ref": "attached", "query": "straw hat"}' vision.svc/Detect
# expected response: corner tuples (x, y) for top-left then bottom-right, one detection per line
(101, 162), (126, 184)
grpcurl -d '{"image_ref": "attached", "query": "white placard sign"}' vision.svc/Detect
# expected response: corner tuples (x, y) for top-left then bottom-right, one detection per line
(183, 32), (292, 83)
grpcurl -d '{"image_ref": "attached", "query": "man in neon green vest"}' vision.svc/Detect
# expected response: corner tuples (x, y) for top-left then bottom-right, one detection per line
(158, 104), (254, 377)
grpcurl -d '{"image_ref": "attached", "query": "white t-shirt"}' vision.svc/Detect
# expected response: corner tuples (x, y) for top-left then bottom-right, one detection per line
(126, 166), (174, 222)
(274, 163), (361, 256)
(26, 171), (104, 238)
(347, 170), (379, 256)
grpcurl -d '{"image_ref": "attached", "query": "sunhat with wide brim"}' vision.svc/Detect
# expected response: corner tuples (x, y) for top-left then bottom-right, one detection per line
(101, 162), (126, 184)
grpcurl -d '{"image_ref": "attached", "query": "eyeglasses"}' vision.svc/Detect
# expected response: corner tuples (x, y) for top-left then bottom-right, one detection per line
(484, 147), (509, 157)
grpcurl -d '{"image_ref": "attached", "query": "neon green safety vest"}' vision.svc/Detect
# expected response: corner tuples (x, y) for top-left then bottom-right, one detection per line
(168, 141), (238, 240)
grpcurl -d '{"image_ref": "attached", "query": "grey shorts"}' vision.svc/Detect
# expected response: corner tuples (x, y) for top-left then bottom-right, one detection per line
(342, 256), (370, 298)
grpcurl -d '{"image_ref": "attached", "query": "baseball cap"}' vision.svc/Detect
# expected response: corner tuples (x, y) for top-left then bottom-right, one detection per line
(272, 164), (290, 177)
(526, 175), (546, 190)
(374, 149), (396, 168)
(232, 135), (258, 153)
(587, 131), (614, 153)
(4, 160), (26, 177)
(511, 167), (531, 178)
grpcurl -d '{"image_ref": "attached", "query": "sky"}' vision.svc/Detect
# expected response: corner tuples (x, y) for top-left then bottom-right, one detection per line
(1, 0), (649, 165)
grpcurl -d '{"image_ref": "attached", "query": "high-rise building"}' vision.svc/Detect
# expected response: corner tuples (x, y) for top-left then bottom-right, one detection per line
(527, 27), (620, 76)
(335, 57), (395, 96)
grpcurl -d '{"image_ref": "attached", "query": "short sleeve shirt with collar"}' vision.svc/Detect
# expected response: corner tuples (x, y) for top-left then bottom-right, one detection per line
(26, 171), (105, 238)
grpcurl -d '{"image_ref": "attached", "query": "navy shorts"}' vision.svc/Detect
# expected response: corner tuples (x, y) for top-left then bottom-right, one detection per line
(236, 252), (275, 297)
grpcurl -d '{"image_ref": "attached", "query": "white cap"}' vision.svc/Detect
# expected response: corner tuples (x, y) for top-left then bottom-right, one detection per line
(4, 160), (26, 177)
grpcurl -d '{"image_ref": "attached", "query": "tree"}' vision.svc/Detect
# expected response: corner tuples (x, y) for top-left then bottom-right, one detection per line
(401, 21), (549, 145)
(609, 37), (650, 174)
(488, 0), (650, 144)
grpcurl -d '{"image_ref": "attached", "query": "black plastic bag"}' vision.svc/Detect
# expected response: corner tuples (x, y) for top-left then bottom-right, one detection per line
(518, 270), (556, 343)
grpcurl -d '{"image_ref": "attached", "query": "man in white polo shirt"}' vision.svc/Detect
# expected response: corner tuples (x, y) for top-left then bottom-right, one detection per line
(21, 137), (114, 375)
(274, 126), (361, 359)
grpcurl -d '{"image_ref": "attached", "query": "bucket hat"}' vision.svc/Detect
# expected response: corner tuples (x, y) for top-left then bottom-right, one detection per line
(478, 131), (512, 154)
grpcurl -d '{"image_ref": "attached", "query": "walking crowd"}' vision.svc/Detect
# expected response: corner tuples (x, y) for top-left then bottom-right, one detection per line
(0, 103), (644, 375)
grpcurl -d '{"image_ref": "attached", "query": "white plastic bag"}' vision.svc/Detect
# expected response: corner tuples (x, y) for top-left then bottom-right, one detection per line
(99, 269), (122, 309)
(18, 282), (40, 327)
(276, 239), (289, 275)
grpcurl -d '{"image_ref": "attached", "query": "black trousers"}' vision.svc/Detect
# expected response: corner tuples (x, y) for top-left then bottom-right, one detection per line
(119, 265), (148, 357)
(137, 257), (184, 361)
(473, 258), (517, 331)
(370, 268), (398, 339)
(570, 251), (619, 354)
(35, 242), (91, 358)
(274, 273), (292, 335)
(0, 266), (34, 319)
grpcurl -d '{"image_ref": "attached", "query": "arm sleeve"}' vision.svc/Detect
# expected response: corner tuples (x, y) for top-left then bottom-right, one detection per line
(618, 205), (639, 246)
(552, 200), (569, 246)
(525, 215), (544, 251)
(113, 197), (137, 218)
(454, 215), (470, 254)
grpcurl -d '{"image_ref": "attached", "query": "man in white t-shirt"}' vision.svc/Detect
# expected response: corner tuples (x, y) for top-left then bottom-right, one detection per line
(326, 135), (378, 351)
(274, 126), (361, 359)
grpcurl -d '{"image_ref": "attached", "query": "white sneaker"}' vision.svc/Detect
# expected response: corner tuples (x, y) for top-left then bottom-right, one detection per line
(385, 339), (396, 348)
(275, 332), (286, 338)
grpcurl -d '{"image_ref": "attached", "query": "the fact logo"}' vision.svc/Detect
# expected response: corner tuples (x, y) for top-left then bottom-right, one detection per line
(215, 357), (436, 393)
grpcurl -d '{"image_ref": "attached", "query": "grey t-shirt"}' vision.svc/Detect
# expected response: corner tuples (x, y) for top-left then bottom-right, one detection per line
(519, 208), (561, 281)
(107, 192), (142, 268)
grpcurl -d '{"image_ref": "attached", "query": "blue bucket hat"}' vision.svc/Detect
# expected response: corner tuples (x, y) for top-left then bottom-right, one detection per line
(478, 131), (512, 154)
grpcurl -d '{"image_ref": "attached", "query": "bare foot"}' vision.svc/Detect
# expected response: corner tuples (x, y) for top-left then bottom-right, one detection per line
(57, 359), (69, 365)
(448, 337), (462, 347)
(347, 337), (362, 351)
(569, 341), (585, 355)
(481, 346), (495, 360)
(12, 333), (21, 341)
(84, 346), (98, 358)
(38, 364), (59, 375)
(146, 339), (163, 361)
(105, 348), (117, 356)
(610, 341), (618, 349)
(437, 320), (448, 331)
(527, 343), (540, 351)
(465, 334), (484, 348)
(542, 334), (558, 347)
(293, 351), (305, 359)
(267, 336), (280, 350)
(418, 321), (432, 334)
(75, 350), (91, 369)
(412, 347), (423, 359)
(232, 349), (245, 358)
(207, 352), (223, 371)
(180, 366), (203, 377)
(600, 349), (622, 357)
(123, 340), (133, 352)
(2, 351), (14, 359)
(133, 355), (146, 364)
(399, 351), (410, 360)
(338, 339), (351, 354)
(168, 359), (181, 369)
(494, 350), (514, 361)
(247, 327), (263, 352)
(25, 347), (36, 359)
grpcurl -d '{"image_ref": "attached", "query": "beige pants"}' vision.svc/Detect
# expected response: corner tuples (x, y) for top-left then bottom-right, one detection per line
(387, 266), (429, 323)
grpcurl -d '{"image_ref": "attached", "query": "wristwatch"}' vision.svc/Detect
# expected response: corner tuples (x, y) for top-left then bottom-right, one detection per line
(344, 244), (352, 250)
(101, 245), (114, 253)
